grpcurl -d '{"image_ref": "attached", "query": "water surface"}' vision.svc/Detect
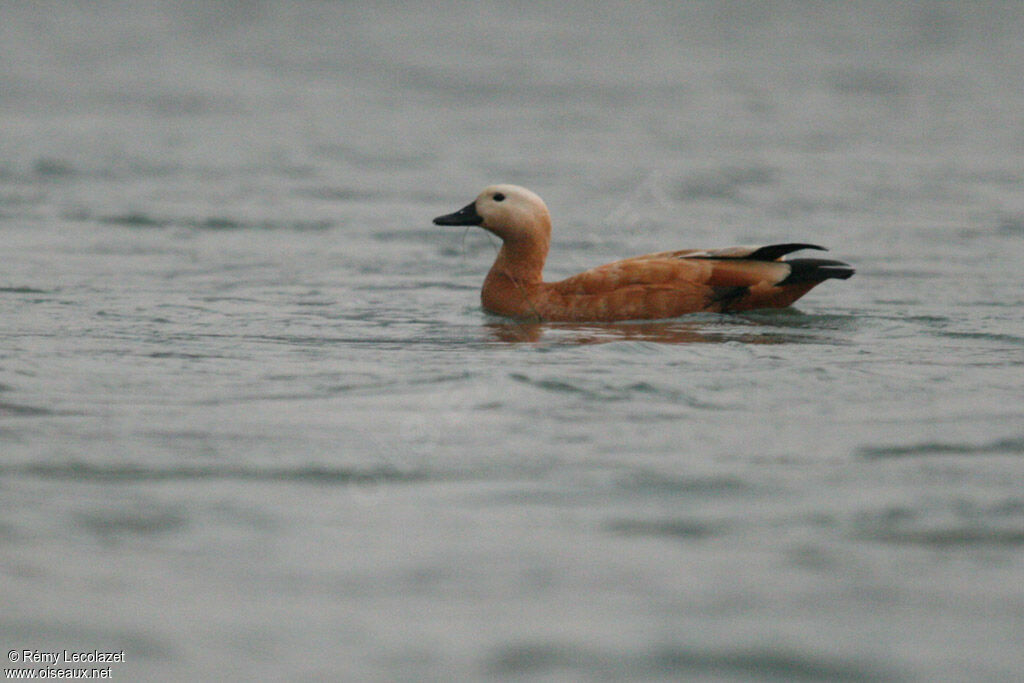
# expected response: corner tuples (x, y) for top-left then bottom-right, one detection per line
(2, 2), (1023, 680)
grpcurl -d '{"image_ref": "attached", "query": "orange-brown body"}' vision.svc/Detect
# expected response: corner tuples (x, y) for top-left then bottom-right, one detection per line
(434, 185), (853, 323)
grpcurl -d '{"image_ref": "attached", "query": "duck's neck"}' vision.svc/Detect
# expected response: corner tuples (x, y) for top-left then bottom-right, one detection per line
(487, 234), (548, 285)
(481, 230), (550, 316)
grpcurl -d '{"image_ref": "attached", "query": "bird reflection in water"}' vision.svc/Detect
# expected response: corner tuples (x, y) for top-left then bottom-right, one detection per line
(483, 317), (799, 345)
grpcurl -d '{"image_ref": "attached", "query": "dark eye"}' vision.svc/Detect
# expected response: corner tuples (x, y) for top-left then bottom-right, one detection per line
(493, 192), (505, 202)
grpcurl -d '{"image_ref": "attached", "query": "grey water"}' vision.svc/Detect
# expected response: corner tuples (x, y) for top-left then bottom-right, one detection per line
(2, 2), (1023, 680)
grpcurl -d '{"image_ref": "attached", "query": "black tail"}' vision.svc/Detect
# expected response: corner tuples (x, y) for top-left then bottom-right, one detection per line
(779, 258), (855, 285)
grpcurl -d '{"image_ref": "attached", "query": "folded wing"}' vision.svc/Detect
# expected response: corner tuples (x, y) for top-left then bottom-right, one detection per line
(537, 243), (853, 320)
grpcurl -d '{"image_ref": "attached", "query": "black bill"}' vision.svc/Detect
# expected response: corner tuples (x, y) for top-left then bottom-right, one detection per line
(433, 201), (482, 226)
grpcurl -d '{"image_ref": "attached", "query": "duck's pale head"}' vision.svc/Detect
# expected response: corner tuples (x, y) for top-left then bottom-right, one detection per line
(433, 184), (550, 243)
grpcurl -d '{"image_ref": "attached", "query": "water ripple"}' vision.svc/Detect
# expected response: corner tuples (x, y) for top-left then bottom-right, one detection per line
(859, 436), (1024, 459)
(487, 642), (893, 681)
(606, 518), (723, 540)
(2, 462), (431, 485)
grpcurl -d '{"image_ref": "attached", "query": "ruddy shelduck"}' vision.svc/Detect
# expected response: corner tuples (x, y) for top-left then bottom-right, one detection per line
(434, 184), (853, 322)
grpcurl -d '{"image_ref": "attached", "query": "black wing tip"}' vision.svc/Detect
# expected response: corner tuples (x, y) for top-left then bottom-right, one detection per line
(748, 243), (827, 261)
